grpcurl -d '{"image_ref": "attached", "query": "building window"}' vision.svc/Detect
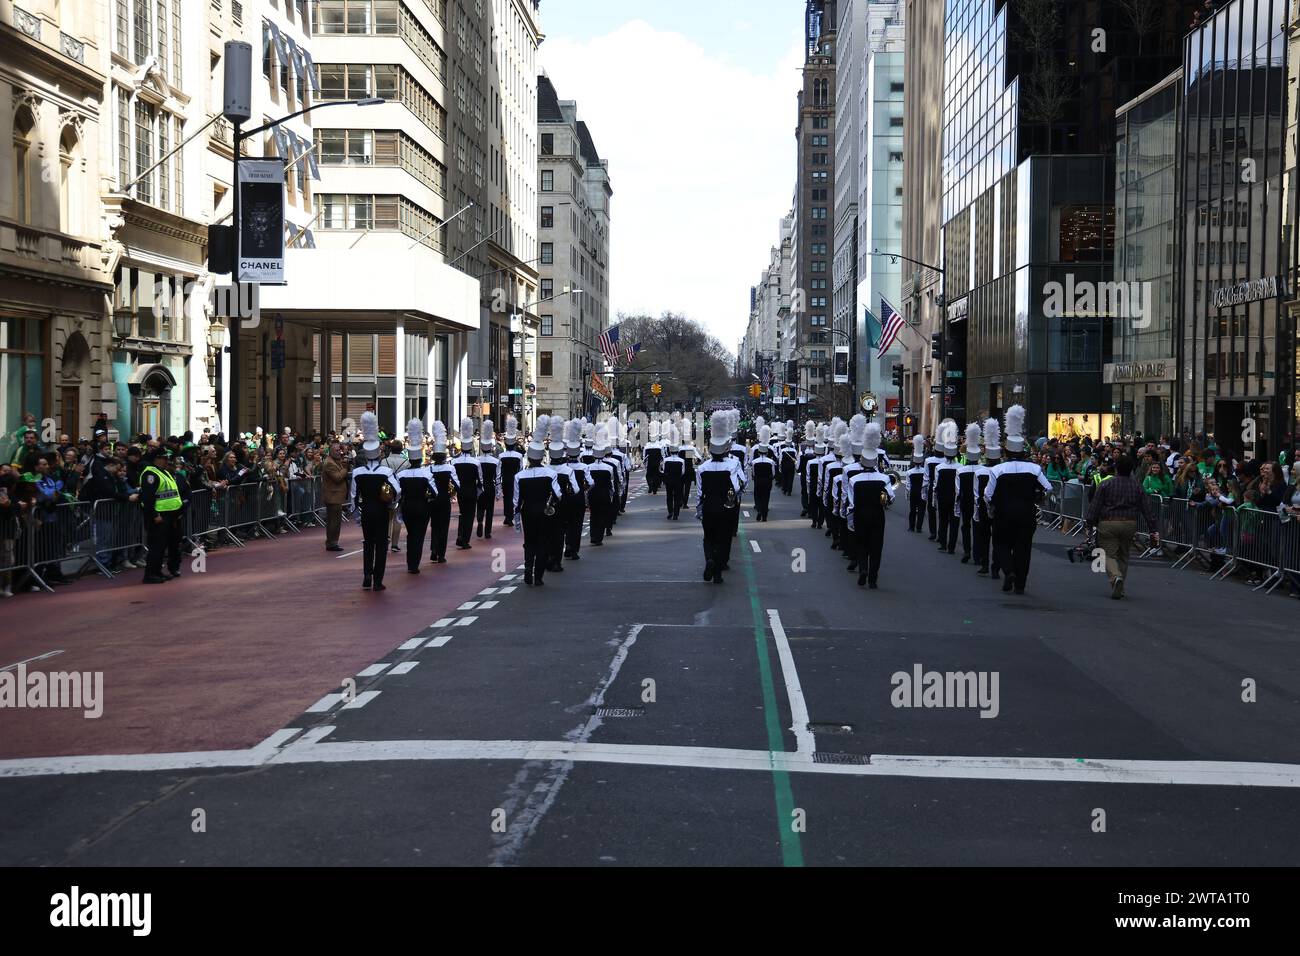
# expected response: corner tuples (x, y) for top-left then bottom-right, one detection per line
(540, 315), (553, 336)
(12, 108), (33, 226)
(540, 205), (553, 228)
(540, 278), (553, 300)
(540, 351), (553, 377)
(541, 169), (553, 191)
(541, 133), (553, 155)
(540, 242), (553, 264)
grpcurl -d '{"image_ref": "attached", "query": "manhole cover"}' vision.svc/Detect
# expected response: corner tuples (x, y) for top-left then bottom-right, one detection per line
(813, 752), (870, 765)
(808, 722), (854, 735)
(592, 706), (645, 718)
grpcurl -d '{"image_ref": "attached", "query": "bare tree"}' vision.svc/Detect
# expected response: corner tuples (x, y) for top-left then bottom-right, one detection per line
(1114, 0), (1163, 57)
(610, 312), (738, 410)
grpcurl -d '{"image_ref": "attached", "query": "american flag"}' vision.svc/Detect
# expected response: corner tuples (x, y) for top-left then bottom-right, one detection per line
(598, 324), (620, 364)
(877, 296), (905, 356)
(623, 342), (642, 363)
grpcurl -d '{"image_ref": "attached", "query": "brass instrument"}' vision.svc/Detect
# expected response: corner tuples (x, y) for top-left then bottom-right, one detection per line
(544, 494), (558, 517)
(724, 487), (738, 510)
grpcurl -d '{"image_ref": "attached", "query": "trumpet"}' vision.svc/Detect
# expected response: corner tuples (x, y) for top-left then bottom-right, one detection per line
(544, 494), (558, 517)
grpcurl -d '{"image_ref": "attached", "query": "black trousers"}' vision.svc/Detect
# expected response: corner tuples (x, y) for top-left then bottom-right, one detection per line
(753, 477), (773, 519)
(800, 474), (809, 513)
(429, 501), (452, 560)
(565, 498), (585, 557)
(664, 479), (684, 518)
(960, 509), (973, 557)
(456, 499), (476, 546)
(908, 491), (926, 530)
(547, 505), (566, 567)
(476, 491), (495, 537)
(973, 516), (992, 568)
(501, 477), (518, 527)
(808, 487), (823, 527)
(927, 499), (938, 536)
(144, 514), (168, 577)
(702, 510), (732, 571)
(403, 507), (430, 570)
(842, 512), (858, 564)
(521, 511), (548, 582)
(165, 509), (183, 574)
(781, 461), (795, 495)
(590, 493), (612, 543)
(855, 517), (885, 583)
(993, 516), (1035, 588)
(937, 498), (958, 551)
(361, 510), (389, 584)
(646, 463), (661, 493)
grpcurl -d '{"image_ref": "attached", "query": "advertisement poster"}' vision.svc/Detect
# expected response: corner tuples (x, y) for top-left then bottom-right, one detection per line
(237, 158), (286, 284)
(1048, 412), (1118, 442)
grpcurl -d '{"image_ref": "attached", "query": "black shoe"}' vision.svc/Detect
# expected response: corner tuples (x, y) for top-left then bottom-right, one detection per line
(977, 565), (989, 575)
(1002, 576), (1014, 593)
(486, 533), (492, 540)
(524, 574), (534, 586)
(326, 545), (344, 552)
(704, 560), (716, 582)
(362, 579), (372, 590)
(800, 510), (807, 517)
(569, 553), (581, 560)
(390, 545), (400, 553)
(1013, 586), (1025, 595)
(961, 555), (970, 564)
(947, 548), (957, 555)
(847, 563), (857, 572)
(868, 581), (878, 590)
(456, 543), (472, 550)
(720, 562), (730, 571)
(476, 526), (483, 538)
(143, 575), (167, 584)
(408, 568), (420, 574)
(928, 534), (937, 541)
(592, 540), (603, 546)
(535, 577), (545, 586)
(991, 570), (1000, 580)
(372, 583), (387, 592)
(163, 571), (180, 580)
(857, 572), (867, 587)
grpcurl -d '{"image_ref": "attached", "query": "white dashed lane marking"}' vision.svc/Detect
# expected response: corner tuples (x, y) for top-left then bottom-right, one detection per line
(306, 693), (345, 713)
(398, 638), (424, 650)
(750, 540), (761, 553)
(342, 691), (381, 710)
(357, 664), (390, 678)
(389, 661), (419, 675)
(431, 617), (455, 628)
(454, 616), (478, 626)
(425, 635), (454, 648)
(479, 601), (499, 609)
(478, 587), (498, 595)
(457, 601), (480, 611)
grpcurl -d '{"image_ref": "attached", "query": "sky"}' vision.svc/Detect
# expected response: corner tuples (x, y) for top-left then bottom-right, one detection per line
(538, 0), (806, 358)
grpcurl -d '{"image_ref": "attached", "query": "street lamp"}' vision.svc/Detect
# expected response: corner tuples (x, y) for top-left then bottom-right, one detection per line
(510, 287), (582, 423)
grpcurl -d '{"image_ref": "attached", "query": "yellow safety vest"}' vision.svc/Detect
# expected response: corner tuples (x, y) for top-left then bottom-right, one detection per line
(143, 465), (181, 512)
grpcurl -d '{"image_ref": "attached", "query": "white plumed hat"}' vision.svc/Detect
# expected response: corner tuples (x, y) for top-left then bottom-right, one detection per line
(480, 418), (495, 451)
(406, 418), (424, 460)
(564, 418), (581, 453)
(458, 416), (475, 450)
(1004, 404), (1027, 453)
(983, 417), (1002, 461)
(547, 415), (565, 460)
(911, 434), (926, 462)
(965, 422), (982, 457)
(863, 422), (883, 464)
(504, 414), (519, 446)
(938, 420), (960, 457)
(849, 413), (868, 454)
(528, 414), (549, 462)
(709, 409), (730, 454)
(431, 420), (448, 455)
(360, 411), (381, 457)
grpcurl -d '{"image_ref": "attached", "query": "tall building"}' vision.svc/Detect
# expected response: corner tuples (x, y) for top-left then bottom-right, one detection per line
(940, 0), (1198, 438)
(534, 72), (611, 419)
(848, 2), (904, 427)
(740, 217), (789, 388)
(899, 0), (943, 439)
(1179, 0), (1291, 459)
(1112, 69), (1181, 442)
(1, 0), (111, 455)
(792, 0), (837, 413)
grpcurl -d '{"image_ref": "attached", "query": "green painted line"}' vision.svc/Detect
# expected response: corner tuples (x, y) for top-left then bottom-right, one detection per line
(737, 520), (804, 867)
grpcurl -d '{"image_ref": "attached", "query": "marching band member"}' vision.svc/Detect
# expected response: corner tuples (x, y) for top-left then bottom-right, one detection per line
(397, 418), (437, 574)
(973, 417), (1001, 577)
(427, 421), (457, 563)
(905, 435), (927, 532)
(697, 410), (742, 584)
(451, 418), (482, 550)
(844, 421), (895, 589)
(956, 423), (981, 563)
(514, 417), (564, 587)
(984, 405), (1052, 594)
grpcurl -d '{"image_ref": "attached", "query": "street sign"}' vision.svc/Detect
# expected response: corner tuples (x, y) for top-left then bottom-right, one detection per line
(469, 379), (493, 389)
(508, 388), (523, 396)
(930, 385), (942, 394)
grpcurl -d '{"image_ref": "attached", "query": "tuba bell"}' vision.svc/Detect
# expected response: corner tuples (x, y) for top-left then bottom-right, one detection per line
(724, 487), (738, 509)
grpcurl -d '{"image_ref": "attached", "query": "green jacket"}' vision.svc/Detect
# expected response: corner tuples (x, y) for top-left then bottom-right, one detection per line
(1142, 473), (1174, 498)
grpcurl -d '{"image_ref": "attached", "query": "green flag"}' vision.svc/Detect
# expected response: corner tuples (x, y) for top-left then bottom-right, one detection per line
(862, 305), (882, 350)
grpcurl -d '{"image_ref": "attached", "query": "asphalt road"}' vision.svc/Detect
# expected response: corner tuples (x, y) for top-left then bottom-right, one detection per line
(2, 471), (1299, 866)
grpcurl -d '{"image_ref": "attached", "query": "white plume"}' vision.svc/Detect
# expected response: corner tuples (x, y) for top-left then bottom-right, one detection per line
(564, 418), (581, 446)
(864, 422), (883, 457)
(1005, 404), (1026, 439)
(710, 410), (728, 442)
(534, 414), (550, 445)
(649, 419), (661, 442)
(431, 420), (448, 452)
(849, 413), (867, 449)
(758, 424), (771, 445)
(983, 417), (1001, 450)
(406, 417), (424, 452)
(938, 420), (959, 451)
(548, 415), (565, 449)
(458, 416), (474, 443)
(504, 414), (518, 440)
(965, 422), (982, 454)
(360, 411), (379, 444)
(480, 418), (495, 447)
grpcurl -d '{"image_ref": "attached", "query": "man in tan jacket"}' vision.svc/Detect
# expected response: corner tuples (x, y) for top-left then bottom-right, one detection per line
(320, 443), (350, 552)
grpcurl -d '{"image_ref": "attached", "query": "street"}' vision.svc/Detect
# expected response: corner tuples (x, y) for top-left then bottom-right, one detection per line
(2, 474), (1298, 867)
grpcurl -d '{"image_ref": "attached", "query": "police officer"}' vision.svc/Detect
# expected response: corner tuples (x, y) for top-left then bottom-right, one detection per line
(138, 446), (181, 584)
(352, 412), (401, 591)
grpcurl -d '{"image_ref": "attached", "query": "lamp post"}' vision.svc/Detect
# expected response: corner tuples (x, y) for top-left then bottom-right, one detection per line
(509, 287), (582, 429)
(868, 248), (947, 428)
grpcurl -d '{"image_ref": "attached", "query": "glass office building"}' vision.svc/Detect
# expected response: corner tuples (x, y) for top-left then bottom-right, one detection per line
(1113, 71), (1182, 440)
(1180, 0), (1291, 461)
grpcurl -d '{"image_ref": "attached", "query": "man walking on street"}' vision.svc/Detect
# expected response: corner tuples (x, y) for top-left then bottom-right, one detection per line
(321, 443), (349, 552)
(1086, 456), (1160, 600)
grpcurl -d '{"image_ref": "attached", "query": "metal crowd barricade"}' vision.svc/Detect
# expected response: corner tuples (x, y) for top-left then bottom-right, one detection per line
(1158, 497), (1197, 563)
(181, 487), (218, 552)
(1169, 499), (1236, 577)
(257, 478), (301, 534)
(25, 500), (95, 590)
(1134, 494), (1166, 554)
(0, 510), (29, 591)
(1058, 481), (1087, 536)
(1039, 480), (1065, 529)
(286, 476), (324, 528)
(89, 497), (145, 577)
(221, 479), (270, 541)
(1271, 513), (1300, 593)
(1230, 507), (1283, 590)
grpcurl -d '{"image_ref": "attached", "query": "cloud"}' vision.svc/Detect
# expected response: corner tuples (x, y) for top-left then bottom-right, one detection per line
(540, 20), (803, 354)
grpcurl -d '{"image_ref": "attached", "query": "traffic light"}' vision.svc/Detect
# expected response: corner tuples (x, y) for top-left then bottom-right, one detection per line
(651, 382), (662, 397)
(748, 383), (761, 399)
(930, 333), (942, 361)
(891, 364), (904, 388)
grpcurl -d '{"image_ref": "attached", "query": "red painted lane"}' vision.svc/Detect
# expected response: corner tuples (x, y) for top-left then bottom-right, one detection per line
(0, 521), (523, 760)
